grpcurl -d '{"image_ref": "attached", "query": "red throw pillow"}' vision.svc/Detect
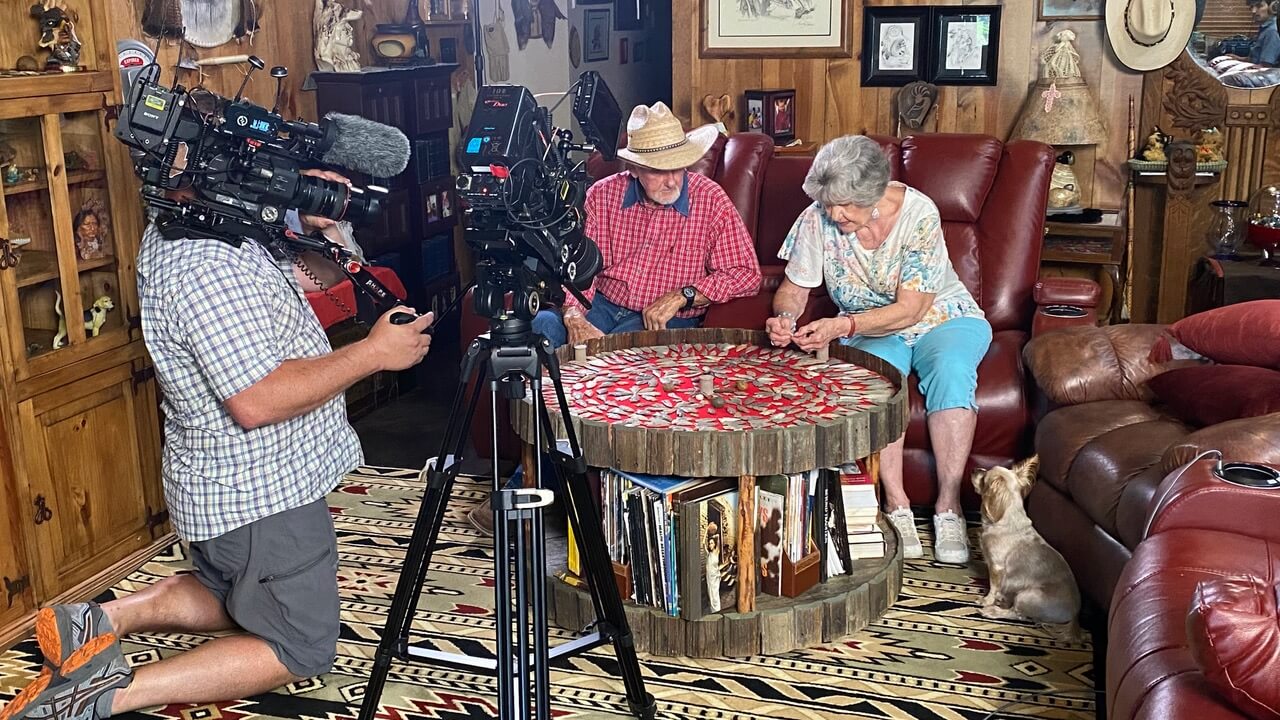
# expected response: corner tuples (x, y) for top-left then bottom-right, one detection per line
(1147, 365), (1280, 426)
(1155, 300), (1280, 369)
(1186, 576), (1280, 720)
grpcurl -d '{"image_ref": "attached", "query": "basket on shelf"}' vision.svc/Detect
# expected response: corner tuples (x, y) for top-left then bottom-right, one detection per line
(1128, 158), (1228, 173)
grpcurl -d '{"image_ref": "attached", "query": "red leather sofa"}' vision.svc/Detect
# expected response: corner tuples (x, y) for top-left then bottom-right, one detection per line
(461, 133), (1097, 506)
(1108, 459), (1280, 720)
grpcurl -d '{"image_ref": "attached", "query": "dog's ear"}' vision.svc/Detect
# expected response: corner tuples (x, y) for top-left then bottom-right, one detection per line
(970, 467), (987, 495)
(1011, 455), (1040, 495)
(31, 3), (44, 18)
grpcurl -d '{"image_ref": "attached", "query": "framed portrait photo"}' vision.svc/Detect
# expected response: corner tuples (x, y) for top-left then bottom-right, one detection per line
(929, 6), (1001, 86)
(744, 88), (796, 144)
(583, 9), (611, 62)
(701, 0), (853, 58)
(861, 7), (930, 87)
(1036, 0), (1103, 21)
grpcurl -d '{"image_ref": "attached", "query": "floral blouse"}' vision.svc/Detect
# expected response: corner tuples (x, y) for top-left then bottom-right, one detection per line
(778, 182), (983, 346)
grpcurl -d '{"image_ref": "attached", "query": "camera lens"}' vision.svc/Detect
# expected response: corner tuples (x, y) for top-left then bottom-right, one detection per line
(291, 175), (345, 219)
(343, 185), (386, 226)
(563, 235), (601, 291)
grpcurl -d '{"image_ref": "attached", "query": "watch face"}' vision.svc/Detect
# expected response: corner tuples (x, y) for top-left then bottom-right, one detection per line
(683, 287), (696, 299)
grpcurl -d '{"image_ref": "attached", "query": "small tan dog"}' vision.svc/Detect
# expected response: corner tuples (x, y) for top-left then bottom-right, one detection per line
(972, 456), (1081, 641)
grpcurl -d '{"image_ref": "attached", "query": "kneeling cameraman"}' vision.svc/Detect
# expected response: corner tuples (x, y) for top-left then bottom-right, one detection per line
(0, 170), (433, 720)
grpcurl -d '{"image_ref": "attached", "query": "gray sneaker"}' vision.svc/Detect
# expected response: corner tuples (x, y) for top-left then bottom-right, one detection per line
(887, 508), (923, 559)
(35, 604), (114, 671)
(0, 632), (131, 720)
(933, 511), (970, 565)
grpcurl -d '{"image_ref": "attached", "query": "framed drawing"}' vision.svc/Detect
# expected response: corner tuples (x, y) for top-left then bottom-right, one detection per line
(701, 0), (853, 58)
(1036, 0), (1103, 21)
(583, 9), (611, 62)
(929, 6), (1001, 86)
(861, 7), (930, 87)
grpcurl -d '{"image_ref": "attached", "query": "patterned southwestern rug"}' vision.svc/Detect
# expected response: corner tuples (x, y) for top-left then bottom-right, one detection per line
(1, 467), (1096, 720)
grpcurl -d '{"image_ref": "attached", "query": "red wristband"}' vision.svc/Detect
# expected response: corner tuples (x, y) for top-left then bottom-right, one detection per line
(844, 314), (857, 337)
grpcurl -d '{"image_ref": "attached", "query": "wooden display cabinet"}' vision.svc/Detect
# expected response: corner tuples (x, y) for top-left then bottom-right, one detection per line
(0, 0), (166, 649)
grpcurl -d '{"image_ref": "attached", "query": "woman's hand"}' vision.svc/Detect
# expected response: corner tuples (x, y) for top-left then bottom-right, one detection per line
(793, 317), (850, 352)
(765, 315), (796, 347)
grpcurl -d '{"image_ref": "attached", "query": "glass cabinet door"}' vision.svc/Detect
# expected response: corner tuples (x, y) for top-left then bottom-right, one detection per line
(0, 102), (134, 380)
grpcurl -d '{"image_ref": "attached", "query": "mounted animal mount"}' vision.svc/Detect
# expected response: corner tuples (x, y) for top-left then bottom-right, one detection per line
(141, 0), (262, 46)
(895, 81), (937, 136)
(30, 0), (81, 72)
(702, 93), (734, 131)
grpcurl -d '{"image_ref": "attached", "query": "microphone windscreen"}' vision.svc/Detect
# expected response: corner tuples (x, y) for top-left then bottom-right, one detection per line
(321, 112), (411, 178)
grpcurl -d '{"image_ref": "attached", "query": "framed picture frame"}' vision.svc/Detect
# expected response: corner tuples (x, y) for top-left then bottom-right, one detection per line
(583, 9), (610, 62)
(744, 88), (796, 145)
(929, 6), (1001, 86)
(619, 37), (629, 64)
(860, 7), (930, 87)
(1036, 0), (1103, 21)
(700, 0), (853, 58)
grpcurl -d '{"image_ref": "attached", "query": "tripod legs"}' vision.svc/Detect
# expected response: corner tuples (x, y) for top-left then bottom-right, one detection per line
(357, 332), (655, 720)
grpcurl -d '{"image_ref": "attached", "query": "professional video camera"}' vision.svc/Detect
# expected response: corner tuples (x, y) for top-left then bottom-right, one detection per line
(456, 71), (622, 321)
(113, 55), (411, 315)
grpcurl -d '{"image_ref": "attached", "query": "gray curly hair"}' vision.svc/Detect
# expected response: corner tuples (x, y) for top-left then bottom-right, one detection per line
(801, 135), (891, 208)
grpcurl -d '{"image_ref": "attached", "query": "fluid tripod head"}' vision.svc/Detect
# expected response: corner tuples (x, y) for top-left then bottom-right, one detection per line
(455, 71), (622, 324)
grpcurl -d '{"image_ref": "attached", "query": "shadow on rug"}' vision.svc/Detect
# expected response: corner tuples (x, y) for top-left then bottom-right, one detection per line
(1, 467), (1096, 719)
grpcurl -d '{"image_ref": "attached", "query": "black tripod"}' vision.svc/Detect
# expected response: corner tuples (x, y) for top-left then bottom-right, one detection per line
(357, 315), (656, 720)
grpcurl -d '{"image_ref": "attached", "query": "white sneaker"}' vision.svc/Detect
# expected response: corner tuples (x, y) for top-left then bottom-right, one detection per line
(887, 508), (923, 559)
(933, 511), (970, 565)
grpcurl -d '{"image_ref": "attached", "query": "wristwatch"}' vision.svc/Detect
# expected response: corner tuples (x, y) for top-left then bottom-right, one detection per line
(680, 286), (697, 311)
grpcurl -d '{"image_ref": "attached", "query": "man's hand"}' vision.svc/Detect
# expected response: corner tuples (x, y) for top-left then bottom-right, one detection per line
(565, 314), (605, 346)
(298, 169), (352, 232)
(365, 307), (434, 371)
(793, 317), (850, 352)
(642, 290), (687, 331)
(765, 315), (796, 347)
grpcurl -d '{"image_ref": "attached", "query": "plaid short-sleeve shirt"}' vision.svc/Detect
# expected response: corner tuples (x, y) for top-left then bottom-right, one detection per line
(136, 225), (363, 542)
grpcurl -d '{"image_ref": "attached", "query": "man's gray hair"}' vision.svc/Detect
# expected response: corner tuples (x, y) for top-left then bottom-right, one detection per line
(802, 135), (891, 208)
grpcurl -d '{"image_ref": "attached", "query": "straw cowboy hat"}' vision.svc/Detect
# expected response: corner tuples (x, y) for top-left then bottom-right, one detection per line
(1106, 0), (1197, 71)
(615, 102), (720, 171)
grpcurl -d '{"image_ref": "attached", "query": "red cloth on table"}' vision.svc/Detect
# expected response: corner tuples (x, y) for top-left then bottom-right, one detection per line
(305, 265), (407, 330)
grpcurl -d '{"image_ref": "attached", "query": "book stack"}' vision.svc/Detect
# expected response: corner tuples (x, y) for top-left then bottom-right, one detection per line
(839, 462), (885, 560)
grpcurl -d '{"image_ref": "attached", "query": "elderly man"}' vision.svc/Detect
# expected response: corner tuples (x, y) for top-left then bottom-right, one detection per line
(531, 101), (762, 349)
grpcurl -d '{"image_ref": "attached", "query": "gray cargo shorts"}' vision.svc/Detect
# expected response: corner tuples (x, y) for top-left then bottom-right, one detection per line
(189, 498), (340, 678)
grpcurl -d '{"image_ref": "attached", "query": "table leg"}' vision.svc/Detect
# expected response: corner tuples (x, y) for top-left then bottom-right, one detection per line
(1106, 264), (1123, 324)
(738, 474), (756, 613)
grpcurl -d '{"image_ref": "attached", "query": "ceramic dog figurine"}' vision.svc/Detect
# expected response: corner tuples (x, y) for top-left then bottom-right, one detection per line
(972, 456), (1081, 641)
(52, 292), (113, 349)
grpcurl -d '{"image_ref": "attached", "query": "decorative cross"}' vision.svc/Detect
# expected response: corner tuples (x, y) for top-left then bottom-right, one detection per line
(1042, 82), (1062, 113)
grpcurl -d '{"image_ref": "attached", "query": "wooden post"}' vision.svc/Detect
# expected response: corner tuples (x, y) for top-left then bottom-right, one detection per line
(737, 474), (756, 613)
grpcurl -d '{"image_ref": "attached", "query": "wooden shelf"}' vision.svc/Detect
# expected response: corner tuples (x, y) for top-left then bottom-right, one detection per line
(15, 251), (115, 288)
(3, 170), (107, 197)
(0, 71), (114, 103)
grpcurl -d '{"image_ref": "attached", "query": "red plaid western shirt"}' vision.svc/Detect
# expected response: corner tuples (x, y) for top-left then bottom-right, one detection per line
(563, 171), (762, 317)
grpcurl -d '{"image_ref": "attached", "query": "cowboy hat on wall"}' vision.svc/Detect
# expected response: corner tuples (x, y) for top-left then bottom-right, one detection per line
(1106, 0), (1197, 71)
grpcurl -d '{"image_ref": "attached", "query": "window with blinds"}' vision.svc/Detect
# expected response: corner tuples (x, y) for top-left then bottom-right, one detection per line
(1199, 0), (1260, 41)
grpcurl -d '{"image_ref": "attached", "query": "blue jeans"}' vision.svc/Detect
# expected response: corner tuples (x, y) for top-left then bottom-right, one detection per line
(842, 316), (992, 414)
(532, 293), (703, 349)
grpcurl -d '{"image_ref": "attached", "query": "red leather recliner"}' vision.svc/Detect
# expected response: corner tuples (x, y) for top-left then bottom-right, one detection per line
(460, 133), (1094, 507)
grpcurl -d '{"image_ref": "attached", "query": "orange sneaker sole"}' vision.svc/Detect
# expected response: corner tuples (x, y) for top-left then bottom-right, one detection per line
(0, 668), (52, 720)
(61, 633), (118, 677)
(33, 608), (62, 669)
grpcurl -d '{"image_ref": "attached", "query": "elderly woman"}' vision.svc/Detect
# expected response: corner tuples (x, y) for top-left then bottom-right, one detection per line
(764, 135), (991, 565)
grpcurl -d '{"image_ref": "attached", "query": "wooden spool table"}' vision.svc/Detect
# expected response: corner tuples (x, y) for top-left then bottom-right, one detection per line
(513, 327), (908, 657)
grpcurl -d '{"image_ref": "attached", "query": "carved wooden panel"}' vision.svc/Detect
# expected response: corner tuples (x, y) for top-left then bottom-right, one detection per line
(1222, 105), (1271, 201)
(1161, 55), (1229, 134)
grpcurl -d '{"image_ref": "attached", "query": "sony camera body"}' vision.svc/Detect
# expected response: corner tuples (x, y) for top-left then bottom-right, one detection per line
(114, 58), (399, 249)
(456, 71), (622, 320)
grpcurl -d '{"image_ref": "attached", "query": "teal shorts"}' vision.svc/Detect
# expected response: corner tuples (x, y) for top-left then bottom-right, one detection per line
(841, 316), (992, 413)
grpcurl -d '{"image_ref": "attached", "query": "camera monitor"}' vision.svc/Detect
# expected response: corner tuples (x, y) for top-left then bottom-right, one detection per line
(572, 71), (622, 161)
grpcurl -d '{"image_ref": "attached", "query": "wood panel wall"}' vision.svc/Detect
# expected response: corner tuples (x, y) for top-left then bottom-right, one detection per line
(675, 0), (1144, 210)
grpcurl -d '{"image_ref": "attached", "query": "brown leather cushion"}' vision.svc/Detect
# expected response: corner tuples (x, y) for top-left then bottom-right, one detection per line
(1148, 365), (1280, 427)
(1187, 576), (1280, 720)
(1160, 300), (1280, 370)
